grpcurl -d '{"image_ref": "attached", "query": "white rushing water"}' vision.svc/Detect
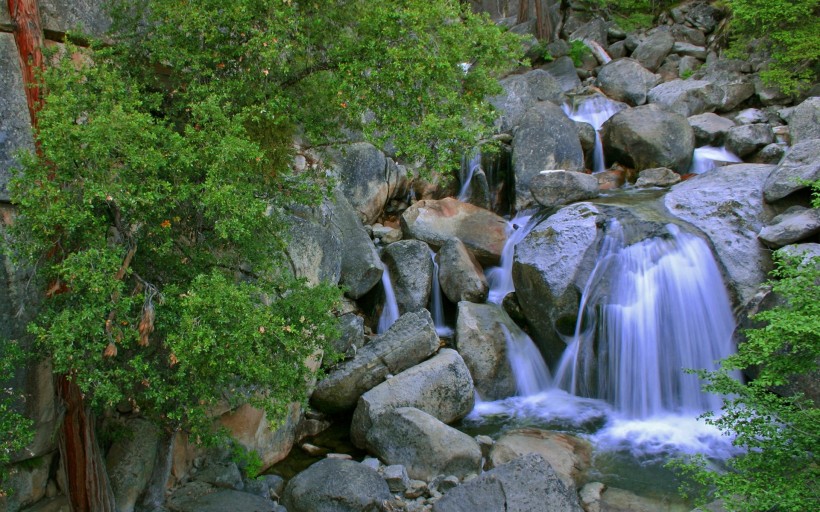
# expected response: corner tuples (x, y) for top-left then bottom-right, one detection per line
(429, 250), (454, 337)
(502, 323), (552, 396)
(562, 95), (624, 173)
(486, 212), (540, 304)
(458, 150), (482, 202)
(376, 269), (400, 334)
(688, 146), (742, 174)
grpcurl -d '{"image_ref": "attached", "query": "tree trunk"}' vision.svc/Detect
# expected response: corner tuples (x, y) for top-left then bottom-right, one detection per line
(517, 0), (528, 24)
(7, 0), (45, 129)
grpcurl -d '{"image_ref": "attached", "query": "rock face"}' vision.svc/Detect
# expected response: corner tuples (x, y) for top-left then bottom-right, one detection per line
(631, 30), (675, 71)
(665, 164), (777, 306)
(455, 302), (519, 400)
(431, 454), (584, 512)
(763, 139), (820, 202)
(758, 207), (820, 248)
(366, 407), (483, 481)
(311, 310), (439, 413)
(38, 0), (112, 36)
(490, 69), (565, 132)
(596, 58), (661, 106)
(282, 458), (391, 512)
(331, 191), (383, 299)
(1, 33), (36, 201)
(285, 204), (342, 286)
(512, 102), (585, 210)
(647, 79), (723, 117)
(688, 113), (735, 146)
(602, 103), (695, 173)
(513, 203), (602, 357)
(788, 96), (820, 144)
(106, 419), (161, 512)
(529, 170), (600, 208)
(437, 239), (489, 303)
(350, 349), (475, 448)
(726, 124), (774, 158)
(401, 198), (509, 265)
(383, 240), (434, 314)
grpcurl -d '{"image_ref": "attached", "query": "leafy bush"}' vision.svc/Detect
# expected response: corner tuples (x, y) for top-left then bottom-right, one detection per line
(0, 340), (33, 495)
(569, 39), (593, 66)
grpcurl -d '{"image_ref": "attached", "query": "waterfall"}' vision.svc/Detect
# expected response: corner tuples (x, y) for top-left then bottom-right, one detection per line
(562, 95), (624, 174)
(554, 220), (736, 418)
(502, 324), (552, 396)
(688, 146), (742, 174)
(458, 150), (482, 202)
(429, 250), (454, 337)
(376, 269), (400, 334)
(486, 212), (540, 304)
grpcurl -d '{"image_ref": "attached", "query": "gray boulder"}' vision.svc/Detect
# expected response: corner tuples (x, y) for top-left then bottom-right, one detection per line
(763, 139), (820, 202)
(512, 102), (585, 210)
(311, 310), (439, 413)
(648, 79), (723, 117)
(282, 458), (391, 512)
(193, 463), (244, 491)
(1, 33), (36, 201)
(596, 58), (662, 106)
(437, 239), (489, 303)
(688, 113), (735, 146)
(331, 191), (383, 299)
(541, 57), (582, 93)
(529, 170), (600, 208)
(167, 482), (278, 512)
(106, 420), (161, 512)
(672, 42), (707, 60)
(665, 164), (777, 306)
(754, 143), (787, 165)
(670, 24), (706, 46)
(732, 108), (768, 125)
(569, 18), (609, 49)
(726, 124), (774, 158)
(631, 30), (675, 71)
(367, 407), (482, 481)
(635, 167), (681, 187)
(455, 302), (522, 400)
(383, 240), (434, 315)
(758, 207), (820, 248)
(401, 197), (509, 265)
(38, 0), (112, 36)
(350, 349), (475, 448)
(602, 104), (695, 173)
(432, 454), (584, 512)
(490, 69), (565, 132)
(685, 3), (724, 33)
(788, 96), (820, 144)
(285, 204), (342, 286)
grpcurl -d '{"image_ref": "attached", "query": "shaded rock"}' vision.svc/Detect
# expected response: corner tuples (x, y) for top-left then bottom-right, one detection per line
(758, 207), (820, 248)
(432, 454), (583, 512)
(490, 69), (565, 132)
(489, 429), (592, 490)
(635, 167), (681, 188)
(671, 24), (706, 46)
(367, 407), (482, 481)
(788, 96), (820, 144)
(570, 18), (609, 49)
(438, 239), (488, 303)
(285, 203), (342, 286)
(17, 496), (70, 512)
(331, 191), (383, 299)
(167, 482), (279, 512)
(726, 124), (774, 158)
(350, 349), (475, 448)
(106, 419), (160, 512)
(697, 66), (756, 112)
(219, 402), (301, 471)
(512, 102), (585, 210)
(688, 113), (735, 146)
(600, 487), (690, 512)
(383, 240), (434, 314)
(732, 108), (768, 125)
(607, 40), (627, 60)
(596, 58), (661, 106)
(529, 170), (599, 208)
(455, 302), (520, 400)
(665, 164), (777, 305)
(401, 198), (509, 265)
(678, 56), (703, 78)
(332, 313), (364, 355)
(685, 3), (724, 33)
(648, 80), (723, 117)
(541, 57), (582, 93)
(631, 31), (675, 71)
(602, 104), (695, 173)
(281, 458), (391, 512)
(194, 463), (243, 491)
(311, 310), (439, 413)
(754, 75), (792, 107)
(0, 453), (53, 512)
(672, 42), (707, 59)
(1, 33), (36, 201)
(383, 464), (410, 493)
(753, 143), (786, 165)
(779, 243), (820, 266)
(764, 139), (820, 202)
(38, 0), (112, 36)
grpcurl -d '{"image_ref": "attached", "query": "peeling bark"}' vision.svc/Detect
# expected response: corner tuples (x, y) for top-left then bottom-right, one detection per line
(7, 0), (44, 129)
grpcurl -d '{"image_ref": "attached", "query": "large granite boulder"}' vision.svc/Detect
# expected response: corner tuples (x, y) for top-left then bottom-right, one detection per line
(596, 58), (662, 106)
(788, 96), (820, 144)
(106, 419), (161, 512)
(401, 197), (509, 265)
(383, 240), (434, 315)
(38, 0), (112, 36)
(665, 164), (777, 306)
(490, 69), (565, 132)
(285, 203), (342, 286)
(688, 113), (736, 146)
(541, 56), (582, 93)
(758, 207), (820, 248)
(1, 34), (35, 202)
(366, 407), (483, 481)
(529, 170), (599, 208)
(437, 238), (489, 303)
(631, 30), (675, 72)
(512, 102), (585, 210)
(218, 402), (302, 471)
(281, 458), (391, 512)
(311, 310), (439, 413)
(647, 79), (723, 117)
(726, 124), (774, 158)
(350, 349), (475, 448)
(331, 191), (383, 299)
(432, 454), (584, 512)
(602, 103), (695, 173)
(763, 139), (820, 202)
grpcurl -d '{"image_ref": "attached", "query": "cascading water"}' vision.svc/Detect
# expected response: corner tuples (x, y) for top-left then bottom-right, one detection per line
(502, 323), (551, 396)
(562, 95), (624, 173)
(429, 250), (454, 337)
(486, 212), (540, 304)
(688, 146), (742, 174)
(458, 150), (482, 202)
(376, 269), (400, 334)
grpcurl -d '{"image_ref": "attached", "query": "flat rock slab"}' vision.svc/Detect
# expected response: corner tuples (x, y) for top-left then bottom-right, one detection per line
(168, 482), (278, 512)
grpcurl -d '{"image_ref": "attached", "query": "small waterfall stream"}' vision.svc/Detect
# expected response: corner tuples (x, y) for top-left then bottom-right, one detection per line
(376, 269), (400, 334)
(429, 250), (454, 337)
(486, 212), (540, 304)
(688, 146), (742, 174)
(562, 95), (624, 173)
(458, 150), (482, 202)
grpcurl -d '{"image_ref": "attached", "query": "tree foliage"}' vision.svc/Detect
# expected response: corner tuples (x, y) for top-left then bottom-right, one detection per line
(7, 0), (522, 443)
(0, 341), (33, 496)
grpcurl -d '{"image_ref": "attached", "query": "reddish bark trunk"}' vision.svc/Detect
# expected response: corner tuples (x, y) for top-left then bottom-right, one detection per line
(7, 0), (45, 129)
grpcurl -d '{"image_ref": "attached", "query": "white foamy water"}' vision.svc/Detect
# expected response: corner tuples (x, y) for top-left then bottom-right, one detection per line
(688, 146), (742, 174)
(562, 95), (625, 173)
(502, 323), (551, 396)
(376, 269), (400, 334)
(429, 250), (454, 337)
(486, 212), (539, 304)
(458, 150), (481, 202)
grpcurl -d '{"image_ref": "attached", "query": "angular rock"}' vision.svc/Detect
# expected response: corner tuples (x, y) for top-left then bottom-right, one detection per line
(788, 96), (820, 144)
(529, 170), (599, 208)
(285, 203), (342, 286)
(758, 207), (820, 248)
(367, 407), (482, 481)
(437, 239), (488, 303)
(635, 167), (681, 187)
(332, 312), (364, 355)
(779, 243), (820, 266)
(596, 58), (661, 106)
(631, 30), (675, 72)
(602, 104), (695, 173)
(726, 124), (774, 158)
(569, 18), (609, 49)
(1, 33), (36, 202)
(193, 463), (243, 491)
(648, 80), (723, 117)
(753, 143), (787, 165)
(455, 302), (520, 400)
(281, 458), (391, 512)
(38, 0), (112, 37)
(678, 56), (703, 78)
(218, 402), (301, 470)
(311, 310), (439, 413)
(0, 453), (53, 512)
(665, 164), (777, 306)
(490, 69), (565, 132)
(763, 139), (820, 202)
(685, 3), (724, 33)
(106, 419), (161, 512)
(383, 465), (410, 493)
(401, 198), (509, 266)
(601, 487), (691, 512)
(512, 102), (585, 210)
(350, 349), (474, 448)
(383, 240), (434, 314)
(607, 40), (627, 60)
(688, 113), (735, 146)
(670, 24), (706, 46)
(540, 57), (582, 93)
(331, 191), (383, 299)
(695, 64), (755, 112)
(732, 108), (768, 125)
(431, 454), (583, 512)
